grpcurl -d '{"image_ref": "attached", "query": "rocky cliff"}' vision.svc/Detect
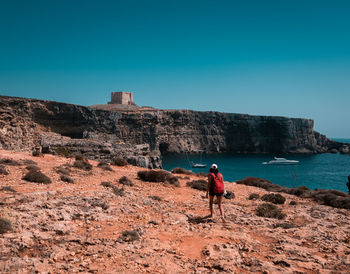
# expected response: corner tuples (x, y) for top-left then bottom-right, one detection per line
(0, 96), (347, 168)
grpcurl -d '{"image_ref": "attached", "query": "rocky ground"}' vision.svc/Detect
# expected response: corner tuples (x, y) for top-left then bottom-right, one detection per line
(0, 149), (349, 273)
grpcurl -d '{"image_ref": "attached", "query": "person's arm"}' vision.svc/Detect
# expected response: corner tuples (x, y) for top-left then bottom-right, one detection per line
(206, 174), (211, 198)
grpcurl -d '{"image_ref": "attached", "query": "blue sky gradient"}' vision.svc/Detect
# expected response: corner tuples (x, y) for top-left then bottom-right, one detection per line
(1, 0), (349, 137)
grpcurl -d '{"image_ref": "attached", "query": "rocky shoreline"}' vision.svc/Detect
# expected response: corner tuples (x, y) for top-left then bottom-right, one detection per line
(0, 149), (350, 273)
(1, 95), (349, 169)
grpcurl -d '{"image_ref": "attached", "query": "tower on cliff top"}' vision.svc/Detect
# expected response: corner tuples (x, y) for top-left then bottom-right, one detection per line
(108, 91), (134, 105)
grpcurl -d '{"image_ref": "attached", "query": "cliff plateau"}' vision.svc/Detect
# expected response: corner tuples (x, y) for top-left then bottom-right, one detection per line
(0, 96), (347, 168)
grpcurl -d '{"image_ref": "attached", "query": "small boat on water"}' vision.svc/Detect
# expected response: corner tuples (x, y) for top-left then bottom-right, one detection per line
(262, 157), (299, 165)
(190, 151), (207, 168)
(191, 162), (207, 168)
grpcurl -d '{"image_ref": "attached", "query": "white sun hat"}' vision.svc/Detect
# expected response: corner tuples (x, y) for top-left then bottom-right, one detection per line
(211, 164), (218, 169)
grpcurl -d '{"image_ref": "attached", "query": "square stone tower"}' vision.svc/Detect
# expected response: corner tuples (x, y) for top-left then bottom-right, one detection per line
(108, 91), (134, 105)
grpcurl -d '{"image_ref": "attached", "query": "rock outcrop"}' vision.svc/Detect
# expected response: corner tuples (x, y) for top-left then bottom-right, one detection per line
(0, 95), (347, 168)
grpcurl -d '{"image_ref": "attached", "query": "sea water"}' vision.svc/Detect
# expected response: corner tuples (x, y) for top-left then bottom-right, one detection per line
(162, 138), (350, 193)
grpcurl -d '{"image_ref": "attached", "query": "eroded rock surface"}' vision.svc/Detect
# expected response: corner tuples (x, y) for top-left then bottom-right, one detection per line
(0, 149), (349, 273)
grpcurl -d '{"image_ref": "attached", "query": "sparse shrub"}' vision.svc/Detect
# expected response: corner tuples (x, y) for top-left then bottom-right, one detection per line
(171, 167), (194, 175)
(224, 191), (235, 199)
(118, 230), (140, 242)
(197, 172), (207, 177)
(22, 170), (52, 184)
(53, 147), (71, 158)
(0, 217), (12, 234)
(289, 201), (297, 205)
(287, 186), (311, 197)
(97, 161), (113, 171)
(273, 222), (295, 229)
(236, 177), (282, 192)
(0, 158), (21, 166)
(0, 165), (9, 175)
(112, 187), (125, 196)
(248, 193), (260, 200)
(137, 170), (180, 187)
(327, 189), (348, 197)
(75, 154), (84, 161)
(60, 174), (74, 183)
(101, 181), (113, 188)
(256, 203), (285, 219)
(0, 186), (16, 192)
(186, 179), (207, 191)
(73, 159), (92, 171)
(90, 200), (109, 210)
(311, 189), (350, 209)
(101, 181), (125, 196)
(112, 158), (128, 166)
(119, 176), (134, 186)
(26, 165), (41, 172)
(261, 193), (286, 204)
(56, 166), (70, 175)
(22, 159), (37, 165)
(149, 195), (162, 201)
(32, 150), (42, 157)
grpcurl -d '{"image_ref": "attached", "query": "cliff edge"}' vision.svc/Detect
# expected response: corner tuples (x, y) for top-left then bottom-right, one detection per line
(0, 95), (347, 168)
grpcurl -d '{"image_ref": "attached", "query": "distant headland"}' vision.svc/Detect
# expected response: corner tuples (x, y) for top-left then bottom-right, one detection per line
(0, 94), (349, 168)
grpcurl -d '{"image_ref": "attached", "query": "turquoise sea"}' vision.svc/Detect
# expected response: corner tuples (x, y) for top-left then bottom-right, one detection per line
(162, 138), (350, 193)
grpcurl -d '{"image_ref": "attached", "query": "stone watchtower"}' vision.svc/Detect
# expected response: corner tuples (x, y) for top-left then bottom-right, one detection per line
(108, 91), (134, 105)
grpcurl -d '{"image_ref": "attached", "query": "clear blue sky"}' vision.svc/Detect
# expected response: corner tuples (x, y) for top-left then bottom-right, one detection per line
(1, 0), (349, 137)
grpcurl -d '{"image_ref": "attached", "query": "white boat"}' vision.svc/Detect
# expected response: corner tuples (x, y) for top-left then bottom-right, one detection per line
(262, 157), (299, 165)
(191, 162), (207, 168)
(191, 151), (207, 168)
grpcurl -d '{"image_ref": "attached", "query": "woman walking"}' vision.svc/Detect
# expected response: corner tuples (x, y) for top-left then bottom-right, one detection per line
(206, 164), (225, 220)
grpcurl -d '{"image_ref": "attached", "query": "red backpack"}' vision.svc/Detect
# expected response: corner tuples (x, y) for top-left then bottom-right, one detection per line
(210, 172), (224, 194)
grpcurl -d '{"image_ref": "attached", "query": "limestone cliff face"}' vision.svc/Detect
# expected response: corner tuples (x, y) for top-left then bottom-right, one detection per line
(0, 96), (346, 167)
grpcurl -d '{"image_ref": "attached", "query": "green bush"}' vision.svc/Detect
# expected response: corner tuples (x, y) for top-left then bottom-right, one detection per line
(256, 203), (285, 219)
(22, 171), (52, 184)
(261, 193), (286, 204)
(186, 180), (207, 191)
